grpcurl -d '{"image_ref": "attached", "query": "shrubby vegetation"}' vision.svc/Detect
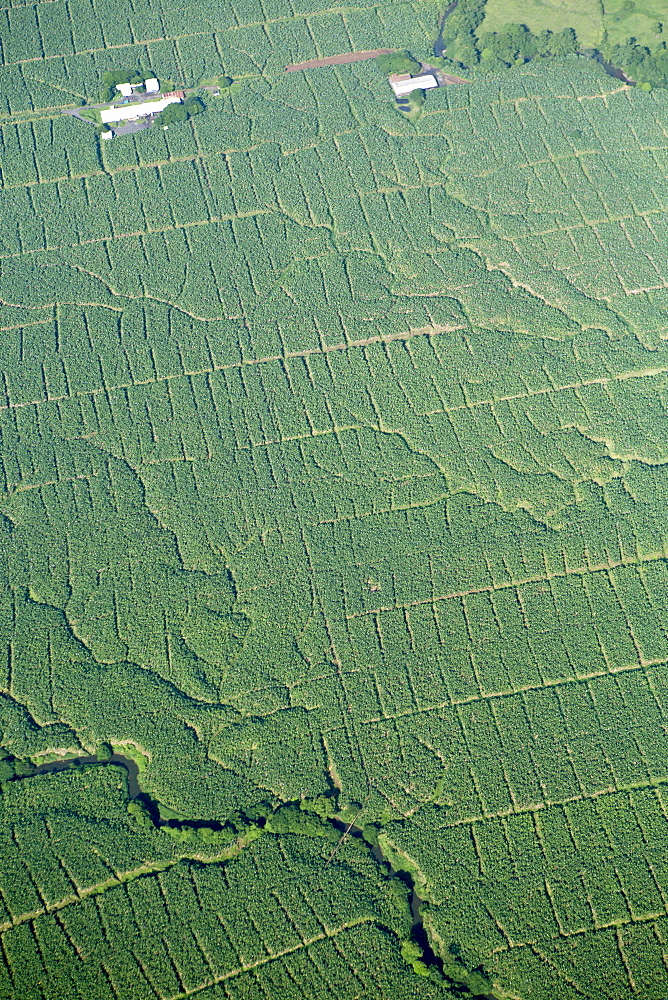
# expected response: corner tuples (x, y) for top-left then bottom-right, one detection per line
(436, 0), (668, 86)
(155, 95), (205, 125)
(437, 0), (488, 66)
(477, 23), (578, 68)
(0, 765), (458, 997)
(597, 35), (668, 87)
(376, 50), (422, 75)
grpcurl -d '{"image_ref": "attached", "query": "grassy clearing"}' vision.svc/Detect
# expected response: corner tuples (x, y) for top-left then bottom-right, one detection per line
(603, 0), (666, 46)
(479, 0), (605, 47)
(395, 99), (423, 122)
(480, 0), (665, 49)
(77, 106), (102, 124)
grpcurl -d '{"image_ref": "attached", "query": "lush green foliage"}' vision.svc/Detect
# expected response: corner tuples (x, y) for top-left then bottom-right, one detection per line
(599, 35), (668, 87)
(441, 0), (668, 87)
(156, 95), (206, 126)
(482, 0), (666, 49)
(0, 768), (443, 999)
(437, 0), (488, 65)
(376, 50), (422, 75)
(478, 24), (578, 68)
(2, 0), (668, 996)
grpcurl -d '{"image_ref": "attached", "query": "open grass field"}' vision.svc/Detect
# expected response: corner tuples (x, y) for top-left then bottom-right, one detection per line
(480, 0), (666, 48)
(3, 0), (668, 998)
(478, 0), (605, 47)
(603, 0), (667, 46)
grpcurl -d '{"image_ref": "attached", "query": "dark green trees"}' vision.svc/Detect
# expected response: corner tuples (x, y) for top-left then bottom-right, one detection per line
(376, 50), (421, 75)
(479, 24), (578, 68)
(97, 742), (113, 761)
(156, 96), (205, 126)
(438, 0), (487, 66)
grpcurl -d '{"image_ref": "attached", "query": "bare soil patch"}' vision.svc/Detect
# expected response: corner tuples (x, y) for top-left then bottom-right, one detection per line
(285, 49), (393, 72)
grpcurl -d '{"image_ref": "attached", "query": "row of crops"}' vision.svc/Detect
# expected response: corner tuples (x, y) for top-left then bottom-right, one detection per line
(0, 767), (445, 999)
(386, 783), (668, 998)
(0, 0), (441, 113)
(3, 0), (668, 992)
(3, 68), (666, 342)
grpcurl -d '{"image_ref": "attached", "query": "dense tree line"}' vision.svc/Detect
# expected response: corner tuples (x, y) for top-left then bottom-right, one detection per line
(599, 36), (668, 88)
(155, 95), (206, 126)
(477, 24), (578, 69)
(435, 0), (667, 88)
(376, 50), (421, 75)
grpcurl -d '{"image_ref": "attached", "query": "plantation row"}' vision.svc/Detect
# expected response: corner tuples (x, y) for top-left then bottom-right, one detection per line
(0, 63), (427, 187)
(0, 0), (439, 113)
(210, 627), (668, 808)
(4, 421), (668, 809)
(0, 767), (438, 999)
(387, 785), (668, 997)
(2, 280), (663, 407)
(5, 306), (668, 514)
(2, 71), (667, 357)
(0, 768), (177, 920)
(2, 23), (668, 998)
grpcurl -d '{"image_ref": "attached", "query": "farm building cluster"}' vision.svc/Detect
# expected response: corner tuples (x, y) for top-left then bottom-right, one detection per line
(115, 78), (160, 97)
(388, 72), (438, 96)
(100, 91), (185, 125)
(388, 72), (437, 110)
(100, 81), (185, 138)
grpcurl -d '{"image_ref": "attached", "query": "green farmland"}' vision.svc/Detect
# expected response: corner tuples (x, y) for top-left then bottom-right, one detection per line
(3, 0), (668, 997)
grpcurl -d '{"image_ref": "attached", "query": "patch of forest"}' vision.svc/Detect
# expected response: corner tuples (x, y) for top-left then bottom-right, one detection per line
(432, 0), (668, 89)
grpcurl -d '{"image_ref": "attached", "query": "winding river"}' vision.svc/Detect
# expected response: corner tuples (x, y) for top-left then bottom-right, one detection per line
(30, 752), (141, 796)
(10, 754), (496, 996)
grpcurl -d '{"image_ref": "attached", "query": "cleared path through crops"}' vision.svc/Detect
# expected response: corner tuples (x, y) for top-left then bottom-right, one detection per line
(285, 49), (392, 71)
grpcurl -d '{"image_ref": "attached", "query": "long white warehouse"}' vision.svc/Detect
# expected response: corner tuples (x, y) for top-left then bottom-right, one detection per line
(388, 73), (438, 96)
(100, 94), (182, 124)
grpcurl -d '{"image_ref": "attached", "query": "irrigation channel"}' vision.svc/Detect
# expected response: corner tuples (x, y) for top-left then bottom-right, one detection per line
(10, 753), (496, 997)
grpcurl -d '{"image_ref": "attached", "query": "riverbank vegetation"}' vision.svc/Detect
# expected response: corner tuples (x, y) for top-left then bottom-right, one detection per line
(0, 763), (471, 996)
(434, 0), (668, 87)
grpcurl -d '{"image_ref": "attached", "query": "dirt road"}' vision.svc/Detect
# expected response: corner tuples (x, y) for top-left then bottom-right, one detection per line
(285, 49), (393, 71)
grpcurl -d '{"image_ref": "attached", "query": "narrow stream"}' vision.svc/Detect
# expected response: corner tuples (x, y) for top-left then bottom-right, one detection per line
(13, 757), (495, 995)
(30, 753), (141, 796)
(330, 819), (496, 997)
(434, 0), (459, 58)
(589, 50), (635, 83)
